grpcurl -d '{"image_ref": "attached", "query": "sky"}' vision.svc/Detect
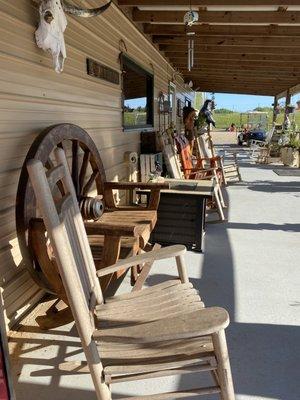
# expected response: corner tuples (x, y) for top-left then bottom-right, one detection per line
(124, 93), (300, 112)
(209, 92), (300, 112)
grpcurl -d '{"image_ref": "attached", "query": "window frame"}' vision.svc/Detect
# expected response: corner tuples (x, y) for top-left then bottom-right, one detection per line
(121, 55), (154, 131)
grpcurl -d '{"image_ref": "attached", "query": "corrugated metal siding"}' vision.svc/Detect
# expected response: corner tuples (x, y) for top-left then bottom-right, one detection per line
(0, 0), (194, 327)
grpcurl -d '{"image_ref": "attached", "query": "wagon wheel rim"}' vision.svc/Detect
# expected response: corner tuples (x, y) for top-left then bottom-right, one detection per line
(16, 124), (106, 291)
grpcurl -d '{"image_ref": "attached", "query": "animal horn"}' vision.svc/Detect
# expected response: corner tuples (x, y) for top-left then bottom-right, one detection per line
(61, 0), (112, 17)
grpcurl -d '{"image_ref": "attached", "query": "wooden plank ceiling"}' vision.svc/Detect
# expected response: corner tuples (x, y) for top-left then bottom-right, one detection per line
(117, 0), (300, 96)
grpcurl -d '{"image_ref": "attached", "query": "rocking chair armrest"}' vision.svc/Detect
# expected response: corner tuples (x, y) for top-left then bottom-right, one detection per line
(199, 156), (221, 161)
(84, 221), (139, 237)
(104, 181), (169, 211)
(97, 245), (187, 277)
(185, 167), (217, 173)
(104, 182), (170, 190)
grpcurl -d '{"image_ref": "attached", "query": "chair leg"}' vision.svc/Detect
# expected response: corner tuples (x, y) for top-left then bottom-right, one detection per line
(212, 330), (235, 400)
(86, 343), (112, 400)
(213, 187), (225, 222)
(217, 184), (226, 209)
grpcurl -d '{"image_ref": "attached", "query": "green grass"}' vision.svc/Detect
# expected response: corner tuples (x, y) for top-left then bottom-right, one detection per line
(124, 112), (147, 128)
(214, 111), (300, 130)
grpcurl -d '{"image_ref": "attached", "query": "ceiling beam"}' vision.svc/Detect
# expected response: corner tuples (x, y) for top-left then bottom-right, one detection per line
(167, 53), (300, 62)
(159, 44), (299, 55)
(153, 36), (300, 47)
(190, 84), (286, 95)
(176, 65), (300, 73)
(173, 60), (300, 68)
(144, 24), (300, 37)
(159, 44), (300, 55)
(176, 61), (299, 74)
(180, 69), (300, 78)
(119, 1), (300, 6)
(133, 9), (300, 24)
(185, 78), (299, 86)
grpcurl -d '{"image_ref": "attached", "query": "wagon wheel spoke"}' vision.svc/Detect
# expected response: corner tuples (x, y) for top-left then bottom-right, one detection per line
(82, 170), (100, 196)
(46, 159), (65, 195)
(57, 141), (67, 154)
(72, 140), (80, 197)
(79, 150), (91, 195)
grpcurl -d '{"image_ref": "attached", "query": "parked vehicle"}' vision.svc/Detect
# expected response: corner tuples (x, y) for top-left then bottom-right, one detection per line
(237, 112), (268, 146)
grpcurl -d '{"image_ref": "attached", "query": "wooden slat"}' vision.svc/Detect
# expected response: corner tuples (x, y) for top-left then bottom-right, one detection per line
(117, 387), (220, 400)
(173, 62), (300, 72)
(97, 283), (195, 310)
(99, 302), (205, 328)
(191, 84), (289, 96)
(105, 279), (182, 302)
(160, 44), (300, 55)
(110, 364), (215, 384)
(168, 53), (300, 63)
(97, 291), (201, 316)
(180, 69), (300, 79)
(133, 9), (300, 24)
(94, 307), (229, 344)
(154, 35), (300, 47)
(144, 24), (300, 37)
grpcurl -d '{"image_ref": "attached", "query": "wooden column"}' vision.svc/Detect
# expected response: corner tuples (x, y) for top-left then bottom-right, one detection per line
(284, 89), (291, 125)
(272, 96), (278, 124)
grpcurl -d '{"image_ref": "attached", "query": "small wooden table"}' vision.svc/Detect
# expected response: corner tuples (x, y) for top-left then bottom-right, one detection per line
(139, 179), (216, 252)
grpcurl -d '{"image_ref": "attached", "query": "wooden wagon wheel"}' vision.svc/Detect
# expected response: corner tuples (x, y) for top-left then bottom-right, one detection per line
(16, 124), (107, 294)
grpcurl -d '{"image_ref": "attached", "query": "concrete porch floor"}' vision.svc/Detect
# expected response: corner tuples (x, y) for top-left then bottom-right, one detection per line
(9, 133), (300, 400)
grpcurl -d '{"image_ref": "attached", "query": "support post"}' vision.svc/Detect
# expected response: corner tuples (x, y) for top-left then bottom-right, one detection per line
(272, 96), (278, 124)
(284, 89), (291, 126)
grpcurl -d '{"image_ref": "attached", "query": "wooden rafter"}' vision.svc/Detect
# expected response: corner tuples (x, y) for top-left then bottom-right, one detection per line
(190, 83), (290, 94)
(159, 45), (300, 55)
(144, 24), (300, 37)
(167, 53), (300, 62)
(133, 9), (300, 24)
(180, 69), (300, 79)
(153, 36), (300, 47)
(172, 62), (300, 71)
(188, 76), (299, 84)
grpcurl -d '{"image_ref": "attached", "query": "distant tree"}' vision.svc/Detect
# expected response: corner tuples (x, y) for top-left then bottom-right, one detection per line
(215, 108), (234, 114)
(253, 106), (273, 112)
(194, 92), (203, 110)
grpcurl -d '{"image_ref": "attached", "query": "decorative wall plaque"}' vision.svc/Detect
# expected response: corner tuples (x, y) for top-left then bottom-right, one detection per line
(87, 58), (120, 85)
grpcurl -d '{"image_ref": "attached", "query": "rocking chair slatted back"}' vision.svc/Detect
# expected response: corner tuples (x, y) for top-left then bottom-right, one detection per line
(27, 148), (104, 319)
(27, 149), (113, 399)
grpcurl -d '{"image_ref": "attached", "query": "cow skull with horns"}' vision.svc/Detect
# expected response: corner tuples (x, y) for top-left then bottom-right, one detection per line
(34, 0), (112, 73)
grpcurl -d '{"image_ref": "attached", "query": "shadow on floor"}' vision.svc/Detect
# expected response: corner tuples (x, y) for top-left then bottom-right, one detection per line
(232, 180), (300, 193)
(226, 221), (300, 233)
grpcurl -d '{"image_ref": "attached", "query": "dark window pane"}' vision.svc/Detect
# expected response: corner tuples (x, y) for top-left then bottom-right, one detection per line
(122, 56), (154, 129)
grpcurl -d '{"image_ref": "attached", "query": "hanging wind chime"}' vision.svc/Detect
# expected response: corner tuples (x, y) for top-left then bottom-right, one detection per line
(184, 3), (199, 72)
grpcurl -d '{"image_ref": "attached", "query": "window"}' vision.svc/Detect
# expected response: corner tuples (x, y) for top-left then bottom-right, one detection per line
(185, 97), (192, 108)
(122, 56), (154, 129)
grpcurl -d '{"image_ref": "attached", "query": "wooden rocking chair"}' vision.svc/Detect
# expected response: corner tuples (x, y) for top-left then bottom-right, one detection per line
(196, 130), (241, 184)
(27, 148), (235, 400)
(175, 134), (227, 212)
